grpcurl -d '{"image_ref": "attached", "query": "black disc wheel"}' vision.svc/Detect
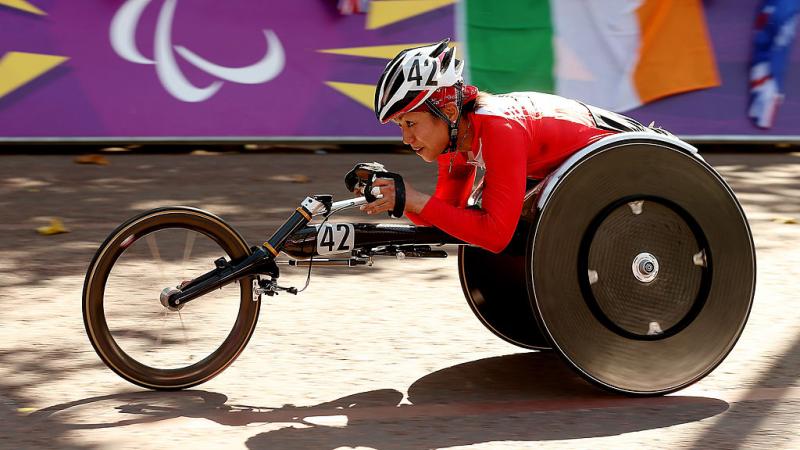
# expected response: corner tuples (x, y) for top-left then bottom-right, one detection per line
(459, 245), (550, 349)
(83, 207), (260, 390)
(529, 140), (755, 395)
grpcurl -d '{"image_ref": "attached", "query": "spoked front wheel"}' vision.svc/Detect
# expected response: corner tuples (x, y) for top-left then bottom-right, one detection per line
(83, 207), (260, 390)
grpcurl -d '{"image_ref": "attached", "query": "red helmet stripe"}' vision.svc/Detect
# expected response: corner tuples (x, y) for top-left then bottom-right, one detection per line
(383, 90), (429, 122)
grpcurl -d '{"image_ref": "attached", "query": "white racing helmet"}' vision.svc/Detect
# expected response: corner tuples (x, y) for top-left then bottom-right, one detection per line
(374, 39), (464, 124)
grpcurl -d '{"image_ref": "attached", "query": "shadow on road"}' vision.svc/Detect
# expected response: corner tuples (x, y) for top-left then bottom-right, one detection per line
(688, 328), (800, 449)
(0, 348), (102, 450)
(25, 353), (728, 449)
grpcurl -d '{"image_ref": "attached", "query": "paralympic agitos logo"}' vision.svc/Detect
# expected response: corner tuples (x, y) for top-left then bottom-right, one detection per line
(110, 0), (285, 102)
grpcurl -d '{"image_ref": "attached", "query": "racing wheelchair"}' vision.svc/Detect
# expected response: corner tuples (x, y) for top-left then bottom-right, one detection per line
(82, 132), (756, 395)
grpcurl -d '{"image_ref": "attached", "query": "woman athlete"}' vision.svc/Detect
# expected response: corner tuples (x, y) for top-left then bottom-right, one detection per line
(361, 39), (653, 253)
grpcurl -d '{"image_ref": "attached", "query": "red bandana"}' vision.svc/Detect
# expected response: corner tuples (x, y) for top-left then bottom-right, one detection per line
(416, 84), (479, 111)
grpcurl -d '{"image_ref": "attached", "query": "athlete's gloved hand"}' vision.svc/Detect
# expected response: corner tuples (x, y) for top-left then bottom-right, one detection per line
(344, 162), (387, 195)
(344, 162), (405, 218)
(363, 175), (406, 218)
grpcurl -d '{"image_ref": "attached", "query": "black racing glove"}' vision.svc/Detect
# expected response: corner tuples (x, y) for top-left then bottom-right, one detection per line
(344, 162), (406, 219)
(345, 162), (387, 194)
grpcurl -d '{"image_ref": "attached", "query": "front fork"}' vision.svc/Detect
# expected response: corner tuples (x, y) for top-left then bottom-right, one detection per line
(164, 196), (329, 308)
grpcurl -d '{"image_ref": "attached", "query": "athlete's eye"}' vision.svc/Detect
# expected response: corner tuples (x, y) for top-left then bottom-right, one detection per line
(406, 121), (415, 127)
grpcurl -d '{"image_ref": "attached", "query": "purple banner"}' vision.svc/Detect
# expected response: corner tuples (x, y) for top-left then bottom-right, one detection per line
(0, 0), (454, 139)
(1, 0), (799, 140)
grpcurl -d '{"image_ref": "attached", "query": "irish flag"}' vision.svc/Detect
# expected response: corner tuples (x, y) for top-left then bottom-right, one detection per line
(460, 0), (720, 112)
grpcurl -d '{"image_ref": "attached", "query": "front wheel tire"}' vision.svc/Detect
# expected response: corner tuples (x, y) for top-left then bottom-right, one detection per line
(83, 207), (260, 390)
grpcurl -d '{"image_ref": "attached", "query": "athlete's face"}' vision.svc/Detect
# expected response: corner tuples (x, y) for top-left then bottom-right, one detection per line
(394, 105), (457, 162)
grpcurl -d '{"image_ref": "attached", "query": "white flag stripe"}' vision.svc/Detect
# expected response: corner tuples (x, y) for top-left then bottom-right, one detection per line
(552, 0), (643, 111)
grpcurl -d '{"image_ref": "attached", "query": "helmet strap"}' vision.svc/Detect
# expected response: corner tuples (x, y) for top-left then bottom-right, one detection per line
(424, 81), (465, 157)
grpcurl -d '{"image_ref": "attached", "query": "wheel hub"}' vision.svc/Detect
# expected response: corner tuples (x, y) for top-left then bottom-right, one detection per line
(160, 287), (184, 311)
(631, 252), (659, 283)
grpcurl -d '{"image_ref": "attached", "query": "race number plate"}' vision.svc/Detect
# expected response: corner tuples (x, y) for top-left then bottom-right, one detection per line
(316, 223), (355, 255)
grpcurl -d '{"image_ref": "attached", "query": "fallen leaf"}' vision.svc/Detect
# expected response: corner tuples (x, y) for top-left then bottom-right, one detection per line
(190, 150), (221, 156)
(74, 155), (109, 165)
(36, 218), (69, 235)
(772, 216), (798, 224)
(268, 174), (311, 183)
(100, 147), (129, 153)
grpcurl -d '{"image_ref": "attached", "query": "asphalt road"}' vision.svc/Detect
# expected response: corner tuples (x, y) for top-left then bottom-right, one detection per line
(0, 150), (798, 449)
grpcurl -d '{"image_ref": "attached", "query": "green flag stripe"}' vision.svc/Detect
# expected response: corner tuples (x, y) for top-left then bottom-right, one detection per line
(464, 0), (554, 94)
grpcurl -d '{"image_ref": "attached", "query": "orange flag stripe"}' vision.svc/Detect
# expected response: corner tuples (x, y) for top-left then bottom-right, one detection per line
(633, 0), (720, 104)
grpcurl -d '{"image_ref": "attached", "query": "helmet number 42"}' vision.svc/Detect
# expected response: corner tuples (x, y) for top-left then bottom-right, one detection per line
(407, 59), (438, 87)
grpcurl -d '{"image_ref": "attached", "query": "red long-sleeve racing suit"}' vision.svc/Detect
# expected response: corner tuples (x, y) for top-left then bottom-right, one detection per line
(405, 92), (615, 253)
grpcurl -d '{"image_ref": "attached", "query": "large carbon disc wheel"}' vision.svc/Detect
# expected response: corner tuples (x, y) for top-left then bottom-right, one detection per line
(529, 140), (755, 395)
(459, 245), (550, 349)
(83, 207), (260, 390)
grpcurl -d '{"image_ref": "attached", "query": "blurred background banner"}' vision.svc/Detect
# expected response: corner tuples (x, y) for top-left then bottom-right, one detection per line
(0, 0), (454, 140)
(0, 0), (798, 141)
(464, 0), (721, 113)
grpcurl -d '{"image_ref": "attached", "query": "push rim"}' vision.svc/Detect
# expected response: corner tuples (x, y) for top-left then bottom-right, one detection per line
(577, 195), (712, 341)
